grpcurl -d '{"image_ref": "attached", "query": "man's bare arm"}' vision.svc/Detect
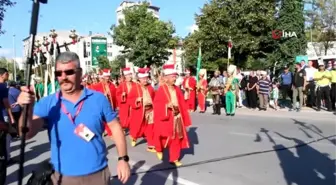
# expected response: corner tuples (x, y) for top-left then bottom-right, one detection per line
(107, 118), (127, 156)
(18, 105), (44, 139)
(3, 98), (14, 123)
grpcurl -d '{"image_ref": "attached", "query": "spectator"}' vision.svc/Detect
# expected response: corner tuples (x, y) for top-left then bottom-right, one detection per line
(331, 62), (336, 111)
(257, 71), (271, 111)
(8, 81), (21, 133)
(247, 71), (258, 110)
(0, 68), (14, 185)
(291, 63), (306, 112)
(271, 82), (279, 110)
(305, 60), (318, 107)
(314, 61), (332, 111)
(279, 66), (293, 107)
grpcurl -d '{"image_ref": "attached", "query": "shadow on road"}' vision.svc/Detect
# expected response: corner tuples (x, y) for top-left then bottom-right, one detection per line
(110, 160), (145, 185)
(181, 127), (199, 158)
(9, 140), (35, 153)
(140, 162), (178, 185)
(6, 142), (50, 184)
(256, 128), (336, 185)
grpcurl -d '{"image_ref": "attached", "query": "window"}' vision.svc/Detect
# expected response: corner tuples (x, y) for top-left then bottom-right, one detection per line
(87, 42), (90, 47)
(108, 52), (113, 57)
(107, 43), (113, 48)
(87, 52), (90, 56)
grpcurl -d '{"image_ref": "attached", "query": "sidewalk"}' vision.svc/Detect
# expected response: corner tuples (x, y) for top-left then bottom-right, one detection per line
(205, 98), (334, 114)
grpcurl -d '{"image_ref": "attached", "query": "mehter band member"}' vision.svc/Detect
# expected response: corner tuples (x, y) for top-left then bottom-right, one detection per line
(153, 64), (191, 167)
(128, 68), (155, 149)
(91, 69), (117, 137)
(182, 69), (196, 112)
(197, 69), (208, 113)
(208, 70), (223, 115)
(224, 65), (239, 116)
(117, 67), (136, 129)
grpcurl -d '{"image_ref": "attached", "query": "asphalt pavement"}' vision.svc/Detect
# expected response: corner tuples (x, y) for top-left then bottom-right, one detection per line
(6, 108), (336, 185)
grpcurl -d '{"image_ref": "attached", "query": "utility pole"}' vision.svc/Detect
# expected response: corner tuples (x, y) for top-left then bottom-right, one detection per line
(12, 34), (17, 81)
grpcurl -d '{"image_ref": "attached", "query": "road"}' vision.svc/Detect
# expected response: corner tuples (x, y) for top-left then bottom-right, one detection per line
(6, 108), (336, 185)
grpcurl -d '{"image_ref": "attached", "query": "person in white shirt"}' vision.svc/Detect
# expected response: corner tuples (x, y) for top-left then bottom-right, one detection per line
(305, 60), (318, 107)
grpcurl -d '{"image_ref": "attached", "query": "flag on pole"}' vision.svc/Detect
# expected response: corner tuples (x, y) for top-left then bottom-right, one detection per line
(196, 46), (202, 82)
(228, 39), (232, 59)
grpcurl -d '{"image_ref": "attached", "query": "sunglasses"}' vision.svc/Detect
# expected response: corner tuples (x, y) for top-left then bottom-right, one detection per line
(54, 69), (79, 77)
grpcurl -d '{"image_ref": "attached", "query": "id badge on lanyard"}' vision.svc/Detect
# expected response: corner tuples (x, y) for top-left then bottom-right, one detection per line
(58, 92), (95, 142)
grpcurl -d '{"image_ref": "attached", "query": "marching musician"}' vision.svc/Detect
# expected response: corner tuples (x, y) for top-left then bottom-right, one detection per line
(208, 70), (224, 115)
(153, 64), (191, 167)
(182, 69), (197, 112)
(116, 67), (136, 130)
(197, 69), (208, 113)
(127, 68), (155, 149)
(92, 69), (117, 138)
(224, 65), (240, 116)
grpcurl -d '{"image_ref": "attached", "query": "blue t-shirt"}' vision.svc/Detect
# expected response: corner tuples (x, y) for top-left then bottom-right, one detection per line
(281, 72), (292, 85)
(34, 88), (117, 176)
(8, 87), (21, 113)
(0, 83), (8, 122)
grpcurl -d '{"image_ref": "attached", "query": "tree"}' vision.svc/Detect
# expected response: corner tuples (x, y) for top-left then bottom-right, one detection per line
(0, 0), (15, 36)
(0, 57), (22, 80)
(306, 0), (336, 55)
(110, 56), (126, 78)
(97, 56), (110, 69)
(274, 0), (307, 65)
(110, 3), (178, 67)
(183, 0), (278, 71)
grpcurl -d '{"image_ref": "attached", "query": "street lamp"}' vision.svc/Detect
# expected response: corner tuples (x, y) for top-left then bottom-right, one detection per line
(12, 35), (17, 80)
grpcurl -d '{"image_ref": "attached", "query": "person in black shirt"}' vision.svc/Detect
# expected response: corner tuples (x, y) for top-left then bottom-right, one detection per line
(291, 63), (306, 112)
(246, 71), (258, 109)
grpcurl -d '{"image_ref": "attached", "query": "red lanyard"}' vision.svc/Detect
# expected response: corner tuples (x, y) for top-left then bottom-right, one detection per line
(60, 101), (84, 124)
(57, 92), (85, 124)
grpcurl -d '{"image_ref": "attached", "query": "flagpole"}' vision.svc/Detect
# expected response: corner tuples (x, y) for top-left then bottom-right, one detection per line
(227, 37), (232, 69)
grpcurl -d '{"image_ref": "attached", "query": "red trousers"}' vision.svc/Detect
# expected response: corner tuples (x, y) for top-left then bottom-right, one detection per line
(198, 92), (206, 112)
(129, 122), (146, 140)
(155, 136), (182, 162)
(144, 124), (154, 147)
(104, 124), (112, 136)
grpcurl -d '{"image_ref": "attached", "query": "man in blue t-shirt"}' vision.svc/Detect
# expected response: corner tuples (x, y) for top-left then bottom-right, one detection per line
(279, 65), (293, 107)
(17, 52), (130, 184)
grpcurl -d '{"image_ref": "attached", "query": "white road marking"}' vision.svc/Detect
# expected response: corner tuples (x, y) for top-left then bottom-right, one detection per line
(108, 155), (201, 185)
(229, 132), (335, 147)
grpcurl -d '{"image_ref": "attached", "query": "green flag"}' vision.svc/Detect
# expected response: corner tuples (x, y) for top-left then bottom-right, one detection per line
(196, 46), (202, 82)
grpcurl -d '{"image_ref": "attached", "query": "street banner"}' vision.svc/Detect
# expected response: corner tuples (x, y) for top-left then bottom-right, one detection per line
(91, 37), (107, 66)
(295, 55), (308, 64)
(196, 46), (202, 82)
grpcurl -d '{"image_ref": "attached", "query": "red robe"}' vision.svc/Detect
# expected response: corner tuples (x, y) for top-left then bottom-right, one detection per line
(116, 82), (136, 129)
(153, 84), (191, 162)
(197, 78), (208, 112)
(92, 82), (117, 136)
(182, 76), (197, 111)
(128, 83), (155, 146)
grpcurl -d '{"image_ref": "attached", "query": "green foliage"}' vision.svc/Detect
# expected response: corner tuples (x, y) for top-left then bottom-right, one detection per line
(110, 56), (126, 78)
(274, 0), (307, 65)
(0, 0), (15, 37)
(305, 0), (336, 55)
(111, 3), (177, 67)
(97, 56), (110, 69)
(183, 0), (278, 72)
(0, 57), (22, 81)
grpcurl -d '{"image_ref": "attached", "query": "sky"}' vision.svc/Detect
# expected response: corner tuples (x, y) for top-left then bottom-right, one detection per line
(0, 0), (207, 58)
